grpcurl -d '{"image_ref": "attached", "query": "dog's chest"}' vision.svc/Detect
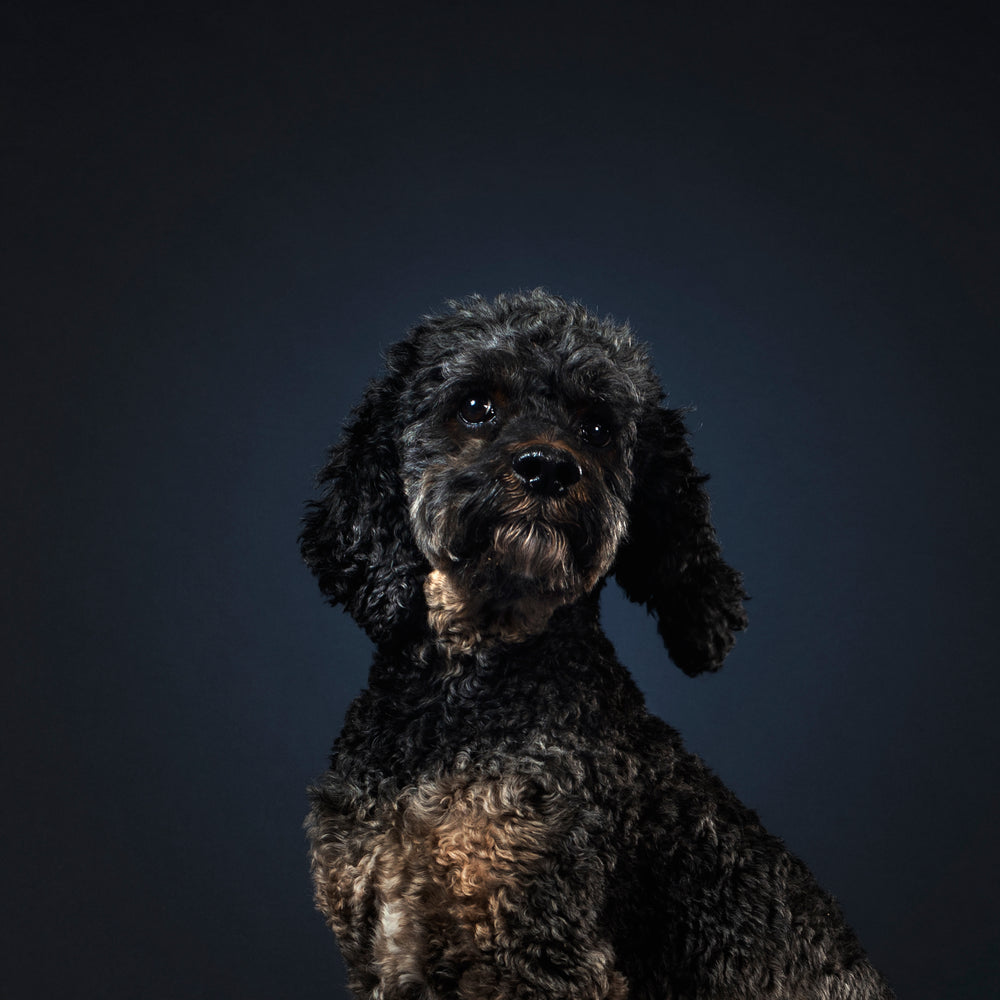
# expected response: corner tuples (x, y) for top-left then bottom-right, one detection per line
(308, 768), (572, 990)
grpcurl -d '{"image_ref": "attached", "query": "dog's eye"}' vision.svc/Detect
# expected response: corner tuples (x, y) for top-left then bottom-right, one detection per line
(458, 395), (495, 426)
(580, 420), (612, 448)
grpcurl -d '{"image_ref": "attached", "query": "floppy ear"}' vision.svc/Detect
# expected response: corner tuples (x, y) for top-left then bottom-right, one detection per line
(613, 407), (748, 676)
(300, 343), (428, 646)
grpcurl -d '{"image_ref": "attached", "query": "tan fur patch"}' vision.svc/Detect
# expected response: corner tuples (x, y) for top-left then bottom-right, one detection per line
(308, 773), (627, 999)
(424, 568), (568, 656)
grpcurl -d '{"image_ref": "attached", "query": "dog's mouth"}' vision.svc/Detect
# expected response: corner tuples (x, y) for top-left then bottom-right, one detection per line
(448, 505), (587, 557)
(439, 489), (594, 586)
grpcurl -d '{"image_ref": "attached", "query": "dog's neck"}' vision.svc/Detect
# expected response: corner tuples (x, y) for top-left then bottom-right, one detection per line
(423, 567), (593, 659)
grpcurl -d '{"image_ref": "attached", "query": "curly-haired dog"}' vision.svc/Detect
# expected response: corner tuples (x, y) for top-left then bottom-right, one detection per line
(301, 290), (894, 999)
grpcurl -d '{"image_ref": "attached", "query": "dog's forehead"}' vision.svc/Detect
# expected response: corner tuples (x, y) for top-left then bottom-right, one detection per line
(413, 322), (659, 407)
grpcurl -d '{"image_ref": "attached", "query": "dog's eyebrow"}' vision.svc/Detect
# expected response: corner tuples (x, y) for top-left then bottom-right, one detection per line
(436, 347), (521, 387)
(558, 362), (645, 409)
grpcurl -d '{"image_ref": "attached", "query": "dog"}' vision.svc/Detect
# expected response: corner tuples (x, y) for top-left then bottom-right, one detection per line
(301, 290), (894, 999)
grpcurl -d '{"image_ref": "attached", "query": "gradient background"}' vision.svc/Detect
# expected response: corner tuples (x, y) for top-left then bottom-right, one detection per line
(5, 4), (998, 998)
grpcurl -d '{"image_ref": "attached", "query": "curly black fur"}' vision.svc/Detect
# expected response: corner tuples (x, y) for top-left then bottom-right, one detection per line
(301, 290), (894, 999)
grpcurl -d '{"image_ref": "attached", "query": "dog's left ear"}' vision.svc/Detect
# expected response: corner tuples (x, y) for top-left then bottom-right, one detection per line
(613, 407), (748, 676)
(300, 342), (427, 646)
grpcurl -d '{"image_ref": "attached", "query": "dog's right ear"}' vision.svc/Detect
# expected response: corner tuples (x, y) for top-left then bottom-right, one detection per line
(300, 342), (427, 646)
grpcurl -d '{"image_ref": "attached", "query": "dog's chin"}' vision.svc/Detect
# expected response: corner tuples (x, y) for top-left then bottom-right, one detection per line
(421, 518), (608, 657)
(445, 513), (608, 596)
(488, 520), (583, 592)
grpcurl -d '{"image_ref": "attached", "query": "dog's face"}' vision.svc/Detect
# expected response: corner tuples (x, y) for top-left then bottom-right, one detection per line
(302, 291), (746, 672)
(396, 319), (660, 641)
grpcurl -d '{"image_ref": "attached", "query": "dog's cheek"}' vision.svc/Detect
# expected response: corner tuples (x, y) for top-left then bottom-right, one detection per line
(404, 464), (452, 566)
(402, 448), (484, 567)
(590, 491), (630, 586)
(409, 432), (505, 538)
(558, 466), (631, 588)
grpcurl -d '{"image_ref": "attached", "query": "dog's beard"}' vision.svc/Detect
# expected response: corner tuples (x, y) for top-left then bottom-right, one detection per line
(489, 519), (578, 592)
(409, 466), (627, 650)
(413, 478), (616, 596)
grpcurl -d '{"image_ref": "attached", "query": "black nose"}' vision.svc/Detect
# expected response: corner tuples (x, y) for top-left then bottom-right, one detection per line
(512, 447), (582, 497)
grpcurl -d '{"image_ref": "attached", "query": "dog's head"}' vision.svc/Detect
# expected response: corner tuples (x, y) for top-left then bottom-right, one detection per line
(301, 291), (746, 674)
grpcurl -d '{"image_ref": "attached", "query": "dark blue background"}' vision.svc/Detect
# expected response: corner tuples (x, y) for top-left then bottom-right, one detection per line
(5, 4), (998, 997)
